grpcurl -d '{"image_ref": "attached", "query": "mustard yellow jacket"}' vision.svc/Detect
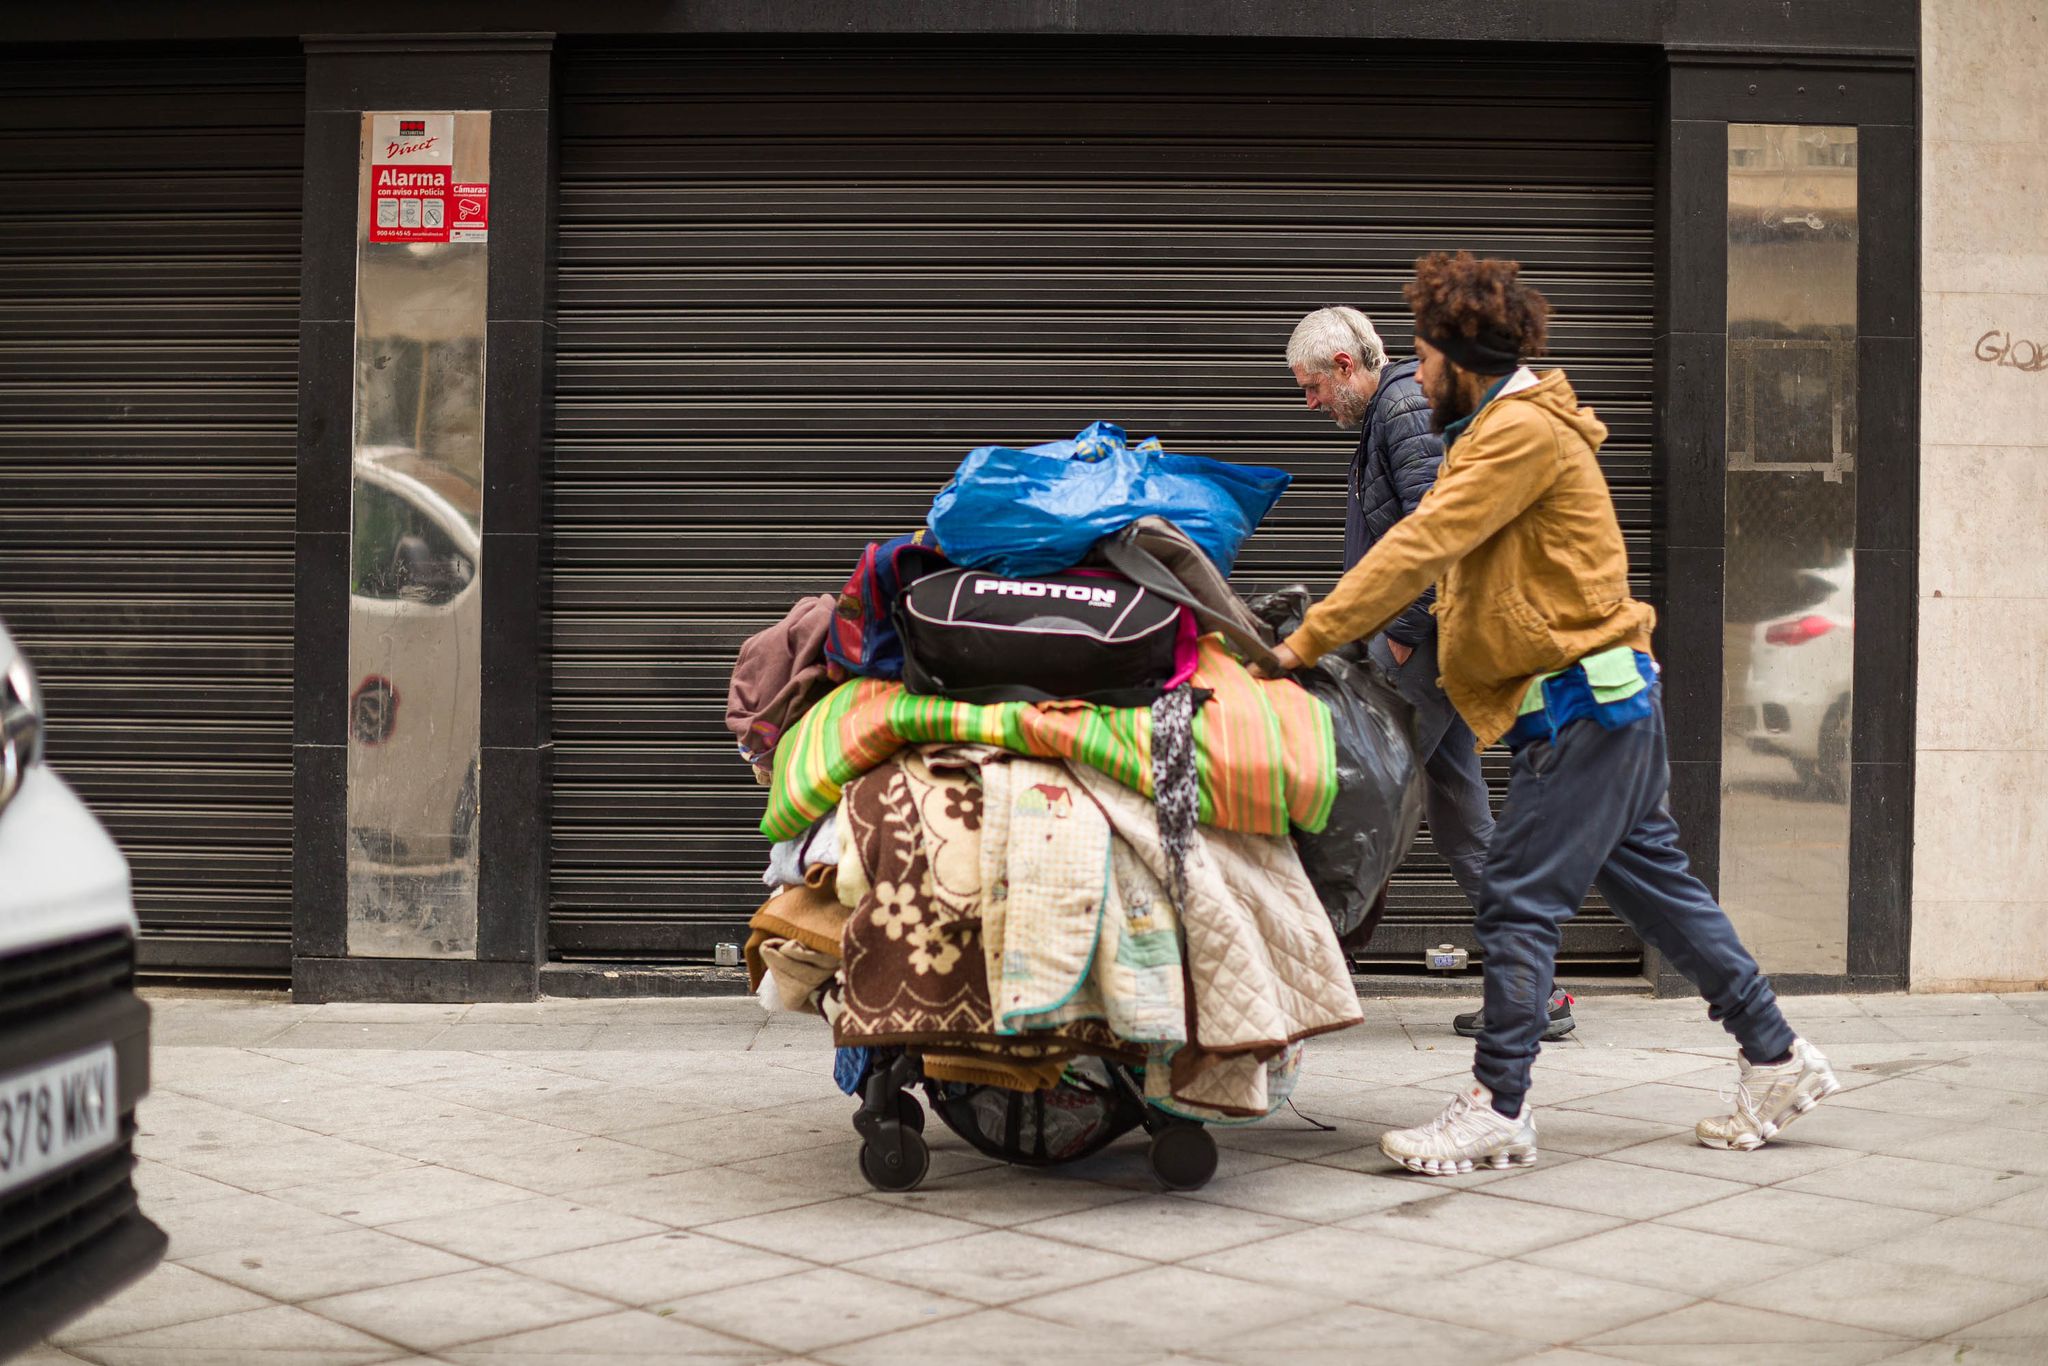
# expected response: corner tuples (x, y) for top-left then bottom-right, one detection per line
(1283, 369), (1657, 748)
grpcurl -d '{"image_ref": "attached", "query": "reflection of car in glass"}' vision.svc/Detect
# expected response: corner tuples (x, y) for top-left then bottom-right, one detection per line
(0, 619), (165, 1354)
(349, 449), (481, 872)
(1741, 561), (1855, 800)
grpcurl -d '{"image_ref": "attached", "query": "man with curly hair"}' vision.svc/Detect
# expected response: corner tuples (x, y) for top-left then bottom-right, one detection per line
(1286, 305), (1575, 1043)
(1266, 253), (1839, 1176)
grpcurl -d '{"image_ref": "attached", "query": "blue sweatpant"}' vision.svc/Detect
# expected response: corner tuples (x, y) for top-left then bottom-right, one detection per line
(1368, 631), (1495, 904)
(1473, 686), (1796, 1108)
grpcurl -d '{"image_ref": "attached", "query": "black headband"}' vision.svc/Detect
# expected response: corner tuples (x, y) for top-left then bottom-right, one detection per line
(1418, 325), (1524, 376)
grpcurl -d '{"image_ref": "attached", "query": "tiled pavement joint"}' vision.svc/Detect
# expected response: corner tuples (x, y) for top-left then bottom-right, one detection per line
(28, 990), (2048, 1365)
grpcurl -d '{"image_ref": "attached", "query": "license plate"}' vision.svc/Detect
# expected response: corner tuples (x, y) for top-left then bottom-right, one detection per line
(0, 1044), (118, 1196)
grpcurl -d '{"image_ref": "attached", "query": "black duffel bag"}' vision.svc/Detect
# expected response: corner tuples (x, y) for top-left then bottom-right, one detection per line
(896, 567), (1189, 706)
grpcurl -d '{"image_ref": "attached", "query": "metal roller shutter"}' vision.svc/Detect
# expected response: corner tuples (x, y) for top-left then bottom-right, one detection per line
(551, 38), (1656, 969)
(0, 47), (302, 982)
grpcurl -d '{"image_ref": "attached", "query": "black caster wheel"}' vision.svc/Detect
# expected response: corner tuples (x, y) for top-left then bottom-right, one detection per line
(1148, 1123), (1218, 1191)
(895, 1093), (926, 1134)
(859, 1127), (931, 1192)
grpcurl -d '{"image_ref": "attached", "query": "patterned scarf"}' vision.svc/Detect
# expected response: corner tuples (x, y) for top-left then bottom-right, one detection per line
(1151, 683), (1199, 915)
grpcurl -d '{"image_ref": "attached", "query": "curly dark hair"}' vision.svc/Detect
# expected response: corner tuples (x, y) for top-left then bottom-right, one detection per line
(1403, 251), (1550, 359)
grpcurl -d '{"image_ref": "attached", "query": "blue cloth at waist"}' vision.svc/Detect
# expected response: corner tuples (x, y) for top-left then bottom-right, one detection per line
(1502, 652), (1661, 752)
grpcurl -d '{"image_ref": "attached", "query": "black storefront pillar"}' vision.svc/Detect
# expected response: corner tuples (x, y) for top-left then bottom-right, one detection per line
(1645, 55), (1918, 995)
(292, 35), (556, 1002)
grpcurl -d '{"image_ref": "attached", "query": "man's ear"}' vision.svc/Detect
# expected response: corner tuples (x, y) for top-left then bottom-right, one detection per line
(1329, 351), (1355, 381)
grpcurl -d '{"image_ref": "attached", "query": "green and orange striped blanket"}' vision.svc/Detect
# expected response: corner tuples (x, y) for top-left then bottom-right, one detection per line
(761, 637), (1336, 842)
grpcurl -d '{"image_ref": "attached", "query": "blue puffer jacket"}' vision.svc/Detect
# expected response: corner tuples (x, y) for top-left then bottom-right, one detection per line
(1341, 357), (1446, 647)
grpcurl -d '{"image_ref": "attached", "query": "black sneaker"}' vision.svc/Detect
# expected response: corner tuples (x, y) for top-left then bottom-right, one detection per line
(1454, 989), (1576, 1041)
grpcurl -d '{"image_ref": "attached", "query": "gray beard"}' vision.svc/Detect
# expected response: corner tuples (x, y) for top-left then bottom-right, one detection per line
(1330, 388), (1371, 430)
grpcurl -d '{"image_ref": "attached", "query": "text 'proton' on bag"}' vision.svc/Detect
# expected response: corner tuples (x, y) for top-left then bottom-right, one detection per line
(896, 567), (1196, 707)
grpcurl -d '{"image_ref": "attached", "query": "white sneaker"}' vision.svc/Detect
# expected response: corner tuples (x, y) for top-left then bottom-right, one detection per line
(1696, 1038), (1842, 1150)
(1380, 1082), (1539, 1176)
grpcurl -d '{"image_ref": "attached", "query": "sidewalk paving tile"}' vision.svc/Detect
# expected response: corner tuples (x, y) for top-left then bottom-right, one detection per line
(1474, 1154), (1752, 1221)
(561, 1166), (827, 1229)
(856, 1162), (1142, 1226)
(657, 1267), (975, 1355)
(1848, 1213), (2048, 1286)
(1012, 1194), (1312, 1261)
(150, 1191), (361, 1261)
(1557, 1083), (1745, 1128)
(1970, 1183), (2048, 1230)
(306, 1267), (620, 1354)
(1182, 1158), (1445, 1222)
(262, 1022), (456, 1051)
(1519, 1219), (1815, 1296)
(436, 1308), (776, 1362)
(1583, 1344), (1907, 1366)
(377, 1194), (669, 1263)
(271, 1164), (537, 1226)
(1776, 1152), (2042, 1215)
(1727, 1255), (2044, 1339)
(1580, 1299), (1905, 1346)
(1352, 1257), (1693, 1343)
(87, 1304), (393, 1354)
(1205, 1301), (1539, 1365)
(146, 1132), (422, 1195)
(841, 1229), (1150, 1307)
(1824, 1074), (2048, 1125)
(1517, 1109), (1684, 1158)
(690, 1194), (987, 1264)
(1888, 1120), (2048, 1176)
(1943, 1294), (2048, 1339)
(48, 1265), (272, 1346)
(1600, 1132), (1865, 1183)
(511, 1230), (810, 1304)
(76, 1349), (392, 1366)
(334, 1109), (586, 1165)
(1340, 1189), (1626, 1255)
(1659, 1186), (1945, 1253)
(1877, 1345), (2048, 1366)
(179, 1226), (483, 1301)
(812, 1306), (1156, 1366)
(431, 1135), (692, 1195)
(1183, 1224), (1493, 1300)
(1015, 1264), (1323, 1351)
(128, 1155), (251, 1204)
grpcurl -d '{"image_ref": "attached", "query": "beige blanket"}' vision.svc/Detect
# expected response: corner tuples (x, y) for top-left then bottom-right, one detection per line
(1066, 762), (1363, 1115)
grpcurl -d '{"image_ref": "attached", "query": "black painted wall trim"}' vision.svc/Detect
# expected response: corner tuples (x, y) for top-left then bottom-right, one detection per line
(4, 1), (1917, 54)
(1644, 54), (1917, 996)
(291, 34), (558, 998)
(295, 956), (538, 1004)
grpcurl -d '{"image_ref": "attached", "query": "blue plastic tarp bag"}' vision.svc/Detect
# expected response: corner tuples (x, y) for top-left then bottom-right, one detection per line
(926, 421), (1291, 577)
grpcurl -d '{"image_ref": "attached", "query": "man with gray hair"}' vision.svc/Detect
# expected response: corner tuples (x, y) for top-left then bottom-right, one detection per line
(1286, 306), (1576, 1041)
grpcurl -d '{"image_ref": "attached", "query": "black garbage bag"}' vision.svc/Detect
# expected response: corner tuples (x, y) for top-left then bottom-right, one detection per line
(1246, 587), (1425, 940)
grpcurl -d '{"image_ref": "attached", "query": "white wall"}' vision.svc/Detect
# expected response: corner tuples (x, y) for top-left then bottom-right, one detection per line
(1914, 0), (2048, 989)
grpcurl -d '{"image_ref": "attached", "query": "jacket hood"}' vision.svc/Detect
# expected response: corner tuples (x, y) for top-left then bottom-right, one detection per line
(1504, 369), (1607, 450)
(1376, 356), (1420, 394)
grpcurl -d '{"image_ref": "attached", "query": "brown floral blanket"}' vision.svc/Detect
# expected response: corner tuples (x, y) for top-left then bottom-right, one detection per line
(833, 745), (1130, 1064)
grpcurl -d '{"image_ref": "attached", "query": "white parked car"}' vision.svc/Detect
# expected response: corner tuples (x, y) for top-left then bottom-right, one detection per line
(0, 618), (165, 1352)
(1740, 560), (1855, 801)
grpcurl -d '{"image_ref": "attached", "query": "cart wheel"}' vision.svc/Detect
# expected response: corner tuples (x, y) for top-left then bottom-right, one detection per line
(895, 1093), (926, 1134)
(1148, 1123), (1218, 1191)
(859, 1128), (931, 1192)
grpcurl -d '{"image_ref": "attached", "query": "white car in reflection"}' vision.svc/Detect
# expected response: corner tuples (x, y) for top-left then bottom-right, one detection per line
(1741, 561), (1854, 801)
(348, 449), (481, 876)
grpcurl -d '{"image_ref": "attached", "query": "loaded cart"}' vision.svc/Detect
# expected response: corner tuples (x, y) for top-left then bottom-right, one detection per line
(726, 424), (1422, 1193)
